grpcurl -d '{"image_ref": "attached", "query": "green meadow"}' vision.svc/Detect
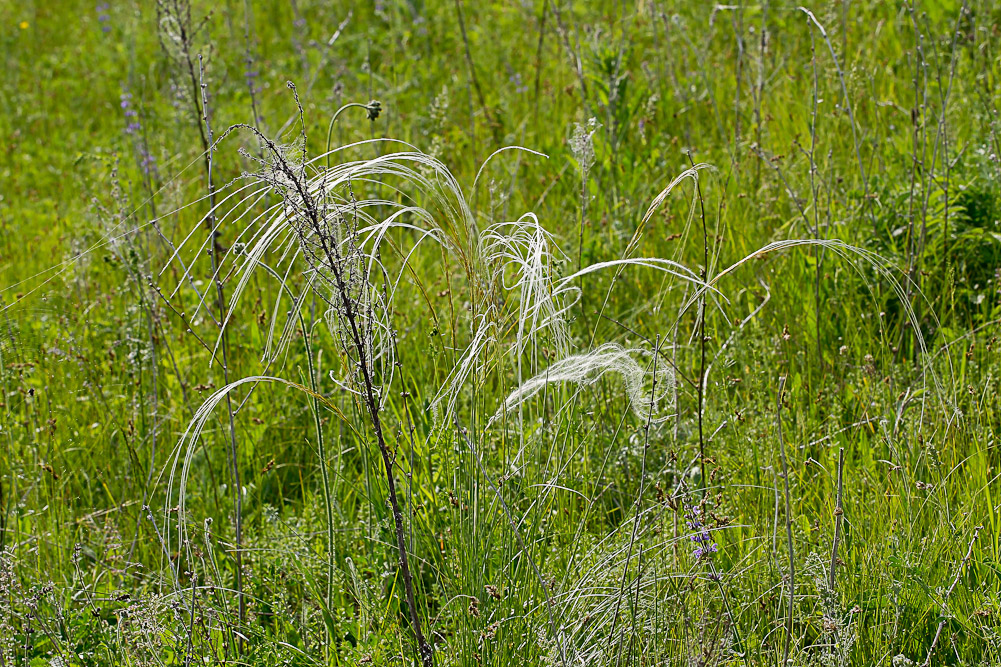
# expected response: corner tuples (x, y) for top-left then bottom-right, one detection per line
(0, 1), (999, 665)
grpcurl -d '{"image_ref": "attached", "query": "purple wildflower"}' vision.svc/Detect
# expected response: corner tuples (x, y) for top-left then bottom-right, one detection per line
(96, 2), (111, 32)
(685, 504), (718, 560)
(121, 93), (140, 134)
(413, 15), (428, 36)
(244, 68), (259, 95)
(139, 153), (157, 174)
(120, 88), (157, 178)
(509, 72), (528, 94)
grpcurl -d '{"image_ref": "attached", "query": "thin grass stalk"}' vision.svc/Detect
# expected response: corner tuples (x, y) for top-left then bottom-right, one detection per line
(253, 258), (335, 637)
(808, 24), (823, 366)
(242, 0), (263, 136)
(609, 336), (660, 664)
(454, 0), (498, 146)
(0, 310), (13, 551)
(921, 525), (982, 666)
(578, 146), (587, 306)
(754, 0), (768, 184)
(325, 102), (382, 170)
(550, 0), (592, 117)
(730, 2), (744, 156)
(828, 447), (845, 590)
(898, 1), (929, 361)
(933, 3), (968, 278)
(776, 375), (794, 663)
(533, 0), (548, 125)
(197, 55), (246, 632)
(798, 8), (874, 232)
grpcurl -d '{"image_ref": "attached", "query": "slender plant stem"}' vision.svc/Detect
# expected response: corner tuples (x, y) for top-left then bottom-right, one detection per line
(922, 525), (982, 667)
(242, 0), (263, 135)
(610, 336), (660, 664)
(689, 152), (709, 490)
(453, 0), (497, 140)
(325, 102), (375, 169)
(533, 0), (548, 125)
(808, 25), (823, 366)
(776, 375), (794, 663)
(754, 0), (767, 184)
(829, 447), (845, 590)
(197, 54), (245, 633)
(798, 9), (874, 233)
(233, 119), (433, 667)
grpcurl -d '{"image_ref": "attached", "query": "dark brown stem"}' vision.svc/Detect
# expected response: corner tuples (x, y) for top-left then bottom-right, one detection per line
(323, 238), (433, 667)
(239, 118), (433, 667)
(689, 153), (709, 489)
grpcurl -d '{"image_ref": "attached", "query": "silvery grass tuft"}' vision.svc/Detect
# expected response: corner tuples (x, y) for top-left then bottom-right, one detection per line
(157, 87), (952, 665)
(159, 118), (704, 665)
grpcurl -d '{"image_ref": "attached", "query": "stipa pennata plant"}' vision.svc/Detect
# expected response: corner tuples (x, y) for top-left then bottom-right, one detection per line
(490, 342), (675, 429)
(163, 86), (512, 666)
(156, 80), (958, 666)
(570, 117), (600, 279)
(158, 95), (711, 666)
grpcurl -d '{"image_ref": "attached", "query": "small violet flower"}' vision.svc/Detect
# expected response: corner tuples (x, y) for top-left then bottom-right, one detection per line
(120, 89), (157, 177)
(509, 72), (528, 94)
(121, 92), (140, 134)
(96, 2), (111, 33)
(685, 504), (718, 560)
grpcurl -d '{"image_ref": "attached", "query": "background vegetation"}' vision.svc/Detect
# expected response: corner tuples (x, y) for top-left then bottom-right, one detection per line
(0, 0), (999, 665)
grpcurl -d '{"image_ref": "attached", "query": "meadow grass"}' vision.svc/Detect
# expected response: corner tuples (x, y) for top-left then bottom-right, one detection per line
(0, 1), (999, 665)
